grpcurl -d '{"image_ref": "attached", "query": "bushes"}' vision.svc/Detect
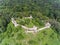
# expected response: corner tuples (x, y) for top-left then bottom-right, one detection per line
(28, 39), (39, 45)
(50, 19), (60, 34)
(0, 18), (7, 33)
(50, 19), (60, 41)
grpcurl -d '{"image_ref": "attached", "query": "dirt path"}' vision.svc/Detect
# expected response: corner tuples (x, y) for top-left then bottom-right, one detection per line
(37, 25), (51, 32)
(11, 18), (19, 27)
(11, 18), (51, 33)
(21, 23), (51, 33)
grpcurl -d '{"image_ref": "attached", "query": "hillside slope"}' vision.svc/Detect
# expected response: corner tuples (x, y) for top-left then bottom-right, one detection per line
(0, 0), (60, 45)
(0, 17), (60, 45)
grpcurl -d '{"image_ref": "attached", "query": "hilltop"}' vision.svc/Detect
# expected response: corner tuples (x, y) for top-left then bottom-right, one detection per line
(0, 0), (60, 45)
(0, 16), (60, 45)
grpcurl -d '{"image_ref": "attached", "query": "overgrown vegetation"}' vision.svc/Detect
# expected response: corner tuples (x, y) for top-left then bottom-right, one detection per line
(0, 0), (60, 45)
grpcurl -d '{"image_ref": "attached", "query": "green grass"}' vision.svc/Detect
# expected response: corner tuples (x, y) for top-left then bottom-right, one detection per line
(16, 18), (44, 28)
(0, 25), (60, 45)
(0, 18), (60, 45)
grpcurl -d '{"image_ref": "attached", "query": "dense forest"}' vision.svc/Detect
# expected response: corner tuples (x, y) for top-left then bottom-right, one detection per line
(0, 0), (60, 45)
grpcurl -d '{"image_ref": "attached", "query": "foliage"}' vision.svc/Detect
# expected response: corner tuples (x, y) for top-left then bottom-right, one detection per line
(0, 0), (60, 45)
